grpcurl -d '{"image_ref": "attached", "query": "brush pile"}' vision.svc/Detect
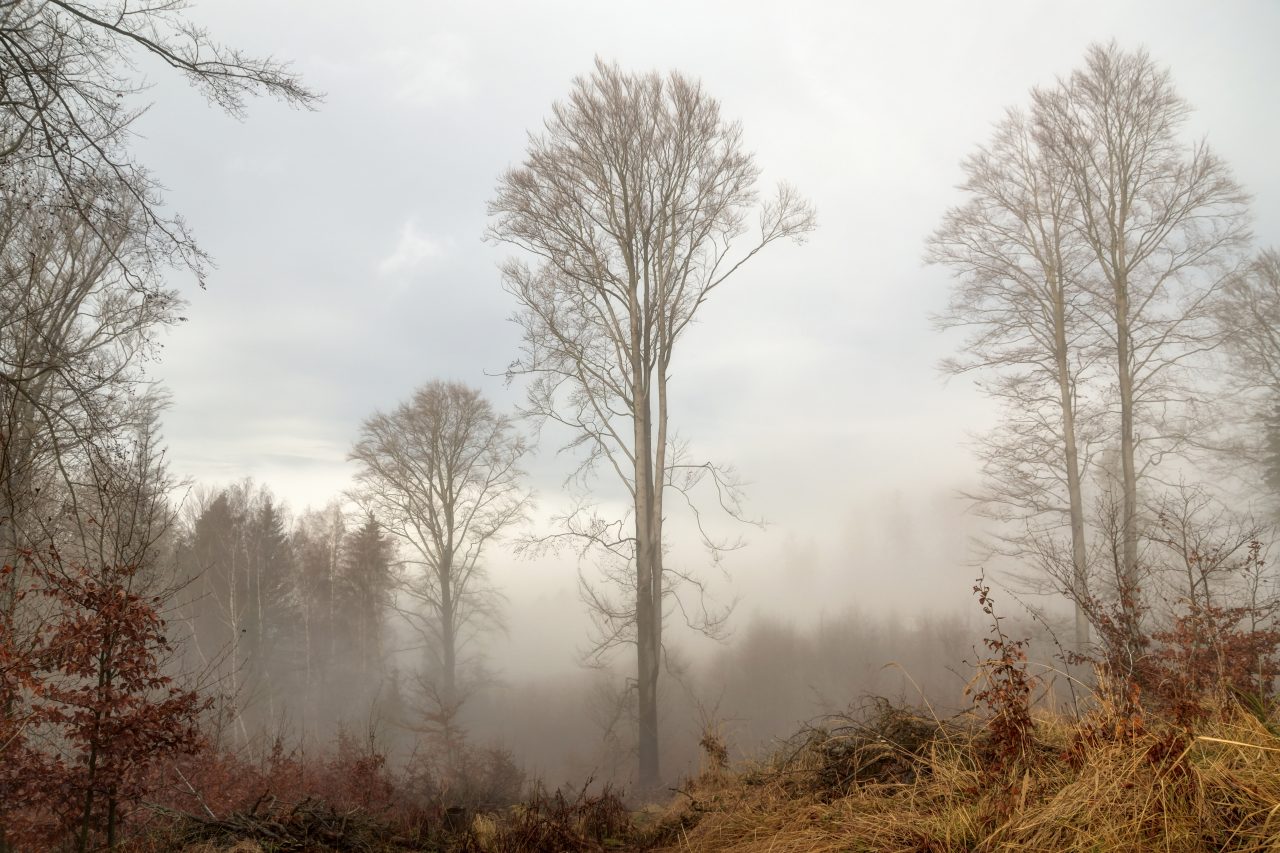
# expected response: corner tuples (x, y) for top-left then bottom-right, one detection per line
(137, 783), (647, 853)
(148, 797), (430, 852)
(776, 697), (967, 796)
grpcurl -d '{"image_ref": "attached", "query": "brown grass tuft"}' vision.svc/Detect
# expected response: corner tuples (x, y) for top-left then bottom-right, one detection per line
(650, 700), (1280, 853)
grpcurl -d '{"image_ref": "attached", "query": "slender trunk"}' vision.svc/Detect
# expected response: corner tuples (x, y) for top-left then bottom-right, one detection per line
(1114, 267), (1142, 662)
(0, 689), (11, 853)
(78, 721), (100, 853)
(81, 640), (114, 853)
(303, 584), (313, 736)
(254, 546), (274, 724)
(227, 542), (250, 750)
(649, 359), (671, 784)
(1052, 284), (1091, 649)
(635, 542), (659, 791)
(0, 416), (28, 621)
(328, 514), (339, 684)
(0, 436), (17, 853)
(0, 489), (15, 853)
(440, 551), (456, 705)
(106, 795), (117, 850)
(633, 384), (660, 792)
(441, 615), (456, 704)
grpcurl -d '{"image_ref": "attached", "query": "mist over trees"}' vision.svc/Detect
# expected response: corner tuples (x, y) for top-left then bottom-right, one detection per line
(1, 11), (1279, 849)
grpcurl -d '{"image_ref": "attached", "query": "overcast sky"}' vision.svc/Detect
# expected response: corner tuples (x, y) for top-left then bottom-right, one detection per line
(124, 0), (1280, 672)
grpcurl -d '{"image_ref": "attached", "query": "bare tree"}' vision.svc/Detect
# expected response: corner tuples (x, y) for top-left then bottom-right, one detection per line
(1, 0), (317, 620)
(1217, 250), (1280, 392)
(488, 58), (815, 789)
(0, 180), (176, 432)
(0, 0), (318, 284)
(349, 381), (530, 706)
(1213, 249), (1280, 504)
(1033, 42), (1251, 654)
(1147, 481), (1269, 616)
(0, 3), (316, 788)
(927, 107), (1102, 649)
(0, 175), (181, 682)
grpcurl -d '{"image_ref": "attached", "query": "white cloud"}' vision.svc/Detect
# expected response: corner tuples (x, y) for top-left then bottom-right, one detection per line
(377, 219), (446, 276)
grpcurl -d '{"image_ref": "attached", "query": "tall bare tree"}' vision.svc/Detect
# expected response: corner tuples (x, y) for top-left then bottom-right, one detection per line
(928, 108), (1101, 648)
(349, 381), (529, 706)
(1033, 42), (1251, 653)
(488, 58), (815, 789)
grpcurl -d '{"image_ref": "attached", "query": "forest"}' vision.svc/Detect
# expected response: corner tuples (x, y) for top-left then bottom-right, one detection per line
(3, 2), (1280, 851)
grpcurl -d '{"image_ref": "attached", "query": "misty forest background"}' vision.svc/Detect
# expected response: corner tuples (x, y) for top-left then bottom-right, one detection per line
(3, 2), (1280, 850)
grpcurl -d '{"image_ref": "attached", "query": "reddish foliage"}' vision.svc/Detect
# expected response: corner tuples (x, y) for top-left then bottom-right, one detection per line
(149, 729), (427, 836)
(1070, 533), (1280, 734)
(0, 548), (208, 850)
(1147, 600), (1280, 725)
(967, 575), (1036, 776)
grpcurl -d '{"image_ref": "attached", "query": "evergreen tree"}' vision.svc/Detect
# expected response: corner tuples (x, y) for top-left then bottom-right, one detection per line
(341, 516), (395, 677)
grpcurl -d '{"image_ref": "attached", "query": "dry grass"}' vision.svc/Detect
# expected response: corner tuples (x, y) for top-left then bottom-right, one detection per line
(127, 696), (1280, 851)
(651, 702), (1280, 853)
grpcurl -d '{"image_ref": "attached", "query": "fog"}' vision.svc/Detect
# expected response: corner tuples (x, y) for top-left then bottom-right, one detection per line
(5, 0), (1280, 814)
(134, 1), (1279, 782)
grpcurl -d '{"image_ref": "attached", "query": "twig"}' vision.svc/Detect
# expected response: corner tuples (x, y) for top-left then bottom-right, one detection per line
(174, 764), (216, 820)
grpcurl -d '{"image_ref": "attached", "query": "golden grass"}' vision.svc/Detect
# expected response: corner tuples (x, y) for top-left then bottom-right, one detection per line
(654, 707), (1280, 853)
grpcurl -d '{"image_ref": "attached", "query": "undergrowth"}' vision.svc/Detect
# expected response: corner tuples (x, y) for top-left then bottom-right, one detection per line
(114, 578), (1280, 851)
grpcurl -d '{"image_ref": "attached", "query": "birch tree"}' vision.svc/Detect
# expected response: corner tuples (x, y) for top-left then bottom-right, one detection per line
(928, 108), (1101, 649)
(1033, 42), (1250, 654)
(488, 58), (815, 789)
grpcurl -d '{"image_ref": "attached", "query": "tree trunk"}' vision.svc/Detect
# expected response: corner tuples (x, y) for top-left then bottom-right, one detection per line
(78, 739), (98, 853)
(1053, 282), (1091, 650)
(1114, 267), (1143, 663)
(0, 435), (17, 853)
(106, 795), (117, 850)
(441, 615), (456, 705)
(80, 652), (112, 853)
(634, 536), (660, 791)
(440, 552), (457, 706)
(633, 384), (660, 792)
